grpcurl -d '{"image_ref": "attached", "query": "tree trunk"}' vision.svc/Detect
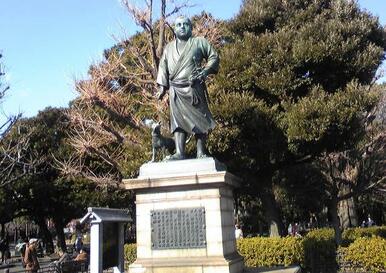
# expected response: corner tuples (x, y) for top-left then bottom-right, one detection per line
(328, 197), (342, 246)
(338, 198), (358, 228)
(53, 218), (67, 253)
(260, 188), (284, 237)
(0, 223), (4, 238)
(36, 218), (54, 254)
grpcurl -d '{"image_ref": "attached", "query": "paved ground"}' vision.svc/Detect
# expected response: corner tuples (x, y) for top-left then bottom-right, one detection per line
(1, 244), (301, 273)
(0, 257), (56, 272)
(0, 243), (58, 273)
(245, 266), (301, 273)
(1, 263), (301, 273)
(1, 261), (301, 273)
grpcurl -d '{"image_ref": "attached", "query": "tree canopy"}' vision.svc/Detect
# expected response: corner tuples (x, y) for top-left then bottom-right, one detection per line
(2, 0), (384, 245)
(1, 107), (133, 251)
(207, 0), (386, 238)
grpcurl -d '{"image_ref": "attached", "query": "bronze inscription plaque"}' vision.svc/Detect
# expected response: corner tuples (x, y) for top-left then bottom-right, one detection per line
(151, 207), (206, 249)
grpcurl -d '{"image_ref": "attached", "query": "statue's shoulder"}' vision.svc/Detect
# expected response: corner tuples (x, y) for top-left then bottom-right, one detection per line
(165, 40), (175, 49)
(194, 36), (206, 40)
(192, 36), (210, 46)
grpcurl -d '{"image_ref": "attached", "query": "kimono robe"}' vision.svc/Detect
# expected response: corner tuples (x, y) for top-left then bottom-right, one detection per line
(157, 36), (219, 135)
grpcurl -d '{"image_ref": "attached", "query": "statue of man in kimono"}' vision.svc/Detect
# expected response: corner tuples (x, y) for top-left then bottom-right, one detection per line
(156, 16), (219, 160)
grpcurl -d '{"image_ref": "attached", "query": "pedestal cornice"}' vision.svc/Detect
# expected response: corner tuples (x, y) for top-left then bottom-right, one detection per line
(122, 157), (241, 190)
(122, 170), (241, 191)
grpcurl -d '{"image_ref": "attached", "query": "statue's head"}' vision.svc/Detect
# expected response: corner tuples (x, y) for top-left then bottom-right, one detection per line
(174, 16), (192, 40)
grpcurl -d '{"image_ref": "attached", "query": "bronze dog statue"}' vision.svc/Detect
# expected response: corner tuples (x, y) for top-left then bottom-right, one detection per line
(142, 119), (175, 162)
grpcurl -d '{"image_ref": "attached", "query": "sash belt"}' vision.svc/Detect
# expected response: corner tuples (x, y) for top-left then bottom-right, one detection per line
(169, 80), (199, 105)
(169, 80), (191, 88)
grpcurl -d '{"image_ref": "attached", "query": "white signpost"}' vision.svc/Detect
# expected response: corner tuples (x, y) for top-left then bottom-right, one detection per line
(81, 207), (131, 273)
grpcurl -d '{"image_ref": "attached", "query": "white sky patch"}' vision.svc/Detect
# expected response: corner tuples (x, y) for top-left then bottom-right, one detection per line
(375, 62), (386, 83)
(4, 72), (12, 82)
(17, 88), (31, 98)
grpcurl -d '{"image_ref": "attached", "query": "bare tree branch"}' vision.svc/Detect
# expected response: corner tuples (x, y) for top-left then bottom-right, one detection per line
(65, 1), (224, 185)
(0, 129), (46, 188)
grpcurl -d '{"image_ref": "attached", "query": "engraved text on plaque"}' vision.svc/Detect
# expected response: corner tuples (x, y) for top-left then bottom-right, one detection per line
(151, 207), (206, 249)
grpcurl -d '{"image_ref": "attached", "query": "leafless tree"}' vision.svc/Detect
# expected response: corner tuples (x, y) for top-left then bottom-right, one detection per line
(0, 53), (20, 138)
(0, 53), (43, 188)
(0, 53), (21, 188)
(0, 129), (46, 188)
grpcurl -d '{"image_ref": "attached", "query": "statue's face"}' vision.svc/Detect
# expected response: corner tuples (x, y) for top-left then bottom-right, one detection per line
(174, 17), (192, 40)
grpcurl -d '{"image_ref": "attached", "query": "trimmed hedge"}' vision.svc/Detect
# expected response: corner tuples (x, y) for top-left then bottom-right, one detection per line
(342, 226), (386, 246)
(340, 237), (386, 273)
(303, 228), (337, 272)
(124, 243), (137, 265)
(124, 227), (386, 272)
(237, 236), (304, 267)
(306, 228), (335, 240)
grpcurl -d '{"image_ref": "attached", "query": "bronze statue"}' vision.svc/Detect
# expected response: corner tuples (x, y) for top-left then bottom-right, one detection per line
(156, 16), (219, 160)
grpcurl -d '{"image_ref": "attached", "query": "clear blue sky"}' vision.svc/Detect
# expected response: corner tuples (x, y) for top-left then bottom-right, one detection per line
(0, 0), (385, 119)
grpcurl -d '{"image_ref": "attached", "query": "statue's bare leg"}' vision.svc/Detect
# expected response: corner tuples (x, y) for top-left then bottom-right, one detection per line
(169, 129), (186, 160)
(196, 134), (208, 158)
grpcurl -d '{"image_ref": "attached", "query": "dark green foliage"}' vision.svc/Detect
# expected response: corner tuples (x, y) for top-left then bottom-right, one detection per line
(207, 0), (386, 235)
(125, 228), (386, 272)
(0, 188), (16, 225)
(237, 236), (305, 267)
(342, 226), (386, 246)
(208, 91), (287, 179)
(303, 228), (337, 272)
(2, 107), (133, 250)
(339, 237), (386, 272)
(124, 244), (137, 265)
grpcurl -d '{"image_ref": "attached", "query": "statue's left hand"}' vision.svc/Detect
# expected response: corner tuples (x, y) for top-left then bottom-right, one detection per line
(196, 70), (208, 82)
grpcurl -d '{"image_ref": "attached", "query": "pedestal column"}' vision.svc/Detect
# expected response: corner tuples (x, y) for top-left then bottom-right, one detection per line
(123, 158), (244, 273)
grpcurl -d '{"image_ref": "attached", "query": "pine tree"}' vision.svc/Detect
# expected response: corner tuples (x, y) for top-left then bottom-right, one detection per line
(208, 0), (386, 238)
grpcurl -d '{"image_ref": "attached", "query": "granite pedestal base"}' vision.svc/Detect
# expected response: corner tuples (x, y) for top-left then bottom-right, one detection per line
(123, 158), (244, 273)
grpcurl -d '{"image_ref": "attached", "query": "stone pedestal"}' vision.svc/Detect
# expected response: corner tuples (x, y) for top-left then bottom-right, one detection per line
(122, 158), (244, 273)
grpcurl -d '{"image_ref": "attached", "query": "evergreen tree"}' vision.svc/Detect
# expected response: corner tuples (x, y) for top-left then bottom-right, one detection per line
(3, 107), (133, 252)
(208, 0), (386, 238)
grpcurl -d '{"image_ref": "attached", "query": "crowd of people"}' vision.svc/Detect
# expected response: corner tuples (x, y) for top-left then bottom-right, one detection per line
(10, 233), (88, 272)
(361, 215), (375, 227)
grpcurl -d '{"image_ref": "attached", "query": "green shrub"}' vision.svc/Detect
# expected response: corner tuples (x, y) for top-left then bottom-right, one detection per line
(306, 228), (335, 240)
(342, 226), (386, 246)
(340, 237), (386, 273)
(124, 244), (137, 265)
(303, 228), (337, 272)
(83, 233), (90, 244)
(123, 227), (385, 272)
(237, 236), (304, 267)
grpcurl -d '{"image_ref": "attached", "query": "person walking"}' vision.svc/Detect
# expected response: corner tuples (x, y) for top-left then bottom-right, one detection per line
(235, 224), (244, 239)
(0, 236), (9, 265)
(24, 238), (40, 273)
